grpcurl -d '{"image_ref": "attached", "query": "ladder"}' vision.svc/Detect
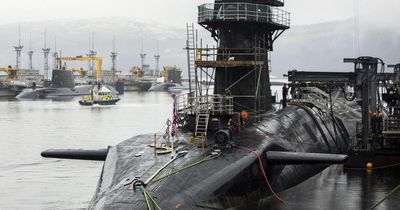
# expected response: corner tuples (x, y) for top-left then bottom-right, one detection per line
(195, 110), (210, 138)
(267, 52), (272, 72)
(186, 23), (197, 95)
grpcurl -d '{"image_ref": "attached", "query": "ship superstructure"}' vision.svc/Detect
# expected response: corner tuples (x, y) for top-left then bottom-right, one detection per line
(40, 1), (400, 209)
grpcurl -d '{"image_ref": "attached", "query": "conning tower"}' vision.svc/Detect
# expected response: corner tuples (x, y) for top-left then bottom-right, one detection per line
(197, 0), (290, 113)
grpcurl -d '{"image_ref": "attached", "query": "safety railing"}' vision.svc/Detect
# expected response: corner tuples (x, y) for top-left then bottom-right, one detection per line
(198, 3), (290, 27)
(175, 93), (234, 116)
(195, 47), (267, 62)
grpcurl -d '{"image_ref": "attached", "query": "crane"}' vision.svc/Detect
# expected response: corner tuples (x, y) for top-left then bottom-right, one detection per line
(68, 68), (88, 78)
(57, 56), (103, 81)
(129, 67), (145, 81)
(0, 65), (17, 80)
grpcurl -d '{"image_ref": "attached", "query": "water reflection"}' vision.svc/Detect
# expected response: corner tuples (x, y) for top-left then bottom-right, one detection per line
(239, 165), (400, 210)
(0, 92), (173, 209)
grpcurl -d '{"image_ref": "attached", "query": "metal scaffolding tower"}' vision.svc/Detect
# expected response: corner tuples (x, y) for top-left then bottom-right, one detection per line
(52, 35), (58, 70)
(140, 39), (146, 69)
(14, 25), (23, 69)
(42, 28), (51, 80)
(154, 54), (160, 78)
(154, 42), (160, 78)
(87, 33), (97, 78)
(110, 37), (117, 83)
(27, 33), (34, 70)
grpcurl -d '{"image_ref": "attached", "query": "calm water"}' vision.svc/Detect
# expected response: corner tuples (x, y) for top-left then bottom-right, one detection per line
(1, 88), (400, 210)
(0, 92), (173, 209)
(255, 166), (400, 210)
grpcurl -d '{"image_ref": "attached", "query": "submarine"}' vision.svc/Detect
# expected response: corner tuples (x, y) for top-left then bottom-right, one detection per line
(16, 58), (118, 100)
(41, 0), (368, 209)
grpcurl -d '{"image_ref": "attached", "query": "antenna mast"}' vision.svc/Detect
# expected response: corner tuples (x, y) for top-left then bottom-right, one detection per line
(110, 36), (118, 83)
(154, 41), (160, 79)
(52, 35), (58, 69)
(140, 38), (146, 69)
(42, 27), (51, 80)
(14, 24), (24, 69)
(87, 32), (97, 78)
(27, 33), (34, 69)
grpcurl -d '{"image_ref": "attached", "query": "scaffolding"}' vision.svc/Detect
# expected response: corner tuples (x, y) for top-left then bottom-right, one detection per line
(182, 24), (269, 125)
(179, 1), (289, 139)
(197, 46), (268, 117)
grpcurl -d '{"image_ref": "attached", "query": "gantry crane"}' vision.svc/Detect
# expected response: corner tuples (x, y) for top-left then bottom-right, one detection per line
(68, 68), (88, 78)
(57, 56), (103, 81)
(0, 65), (17, 80)
(129, 67), (145, 81)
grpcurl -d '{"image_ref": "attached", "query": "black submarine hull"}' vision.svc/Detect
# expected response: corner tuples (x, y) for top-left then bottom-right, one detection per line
(87, 104), (355, 209)
(16, 85), (119, 100)
(16, 69), (119, 99)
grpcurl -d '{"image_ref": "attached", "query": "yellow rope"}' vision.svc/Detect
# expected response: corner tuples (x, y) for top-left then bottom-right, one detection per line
(367, 182), (400, 210)
(344, 162), (400, 170)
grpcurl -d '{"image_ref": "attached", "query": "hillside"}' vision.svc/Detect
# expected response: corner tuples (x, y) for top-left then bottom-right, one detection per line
(0, 16), (398, 76)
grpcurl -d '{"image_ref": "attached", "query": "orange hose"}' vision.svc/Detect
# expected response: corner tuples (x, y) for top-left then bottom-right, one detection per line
(234, 145), (285, 203)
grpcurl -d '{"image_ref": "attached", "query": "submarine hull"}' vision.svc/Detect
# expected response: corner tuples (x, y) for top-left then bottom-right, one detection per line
(16, 69), (119, 99)
(16, 85), (119, 100)
(88, 105), (355, 209)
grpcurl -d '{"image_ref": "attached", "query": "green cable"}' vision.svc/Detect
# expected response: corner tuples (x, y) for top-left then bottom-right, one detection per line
(143, 190), (152, 210)
(140, 186), (162, 210)
(147, 154), (217, 185)
(148, 155), (212, 184)
(367, 182), (400, 210)
(141, 154), (219, 210)
(143, 189), (163, 210)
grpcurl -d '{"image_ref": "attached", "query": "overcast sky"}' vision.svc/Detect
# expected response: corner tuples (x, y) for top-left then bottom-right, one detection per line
(0, 0), (398, 27)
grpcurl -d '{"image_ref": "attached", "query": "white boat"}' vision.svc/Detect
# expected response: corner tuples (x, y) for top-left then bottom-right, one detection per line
(79, 84), (120, 106)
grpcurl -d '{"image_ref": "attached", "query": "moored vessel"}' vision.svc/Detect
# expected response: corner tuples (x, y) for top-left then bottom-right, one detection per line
(79, 84), (120, 106)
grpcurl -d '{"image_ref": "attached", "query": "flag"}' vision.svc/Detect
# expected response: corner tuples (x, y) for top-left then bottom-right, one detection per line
(171, 101), (178, 137)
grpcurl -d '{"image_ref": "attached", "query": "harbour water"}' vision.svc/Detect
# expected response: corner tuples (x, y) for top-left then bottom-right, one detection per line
(249, 166), (400, 210)
(1, 88), (400, 210)
(0, 92), (173, 209)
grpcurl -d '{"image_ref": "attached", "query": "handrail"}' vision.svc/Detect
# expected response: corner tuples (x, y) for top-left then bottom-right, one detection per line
(195, 47), (267, 62)
(175, 93), (234, 117)
(198, 3), (290, 27)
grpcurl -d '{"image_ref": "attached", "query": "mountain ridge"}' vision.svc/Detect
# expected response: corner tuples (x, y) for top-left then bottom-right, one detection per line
(0, 16), (398, 76)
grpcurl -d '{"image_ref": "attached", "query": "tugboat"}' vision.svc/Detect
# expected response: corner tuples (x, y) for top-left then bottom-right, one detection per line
(79, 83), (120, 106)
